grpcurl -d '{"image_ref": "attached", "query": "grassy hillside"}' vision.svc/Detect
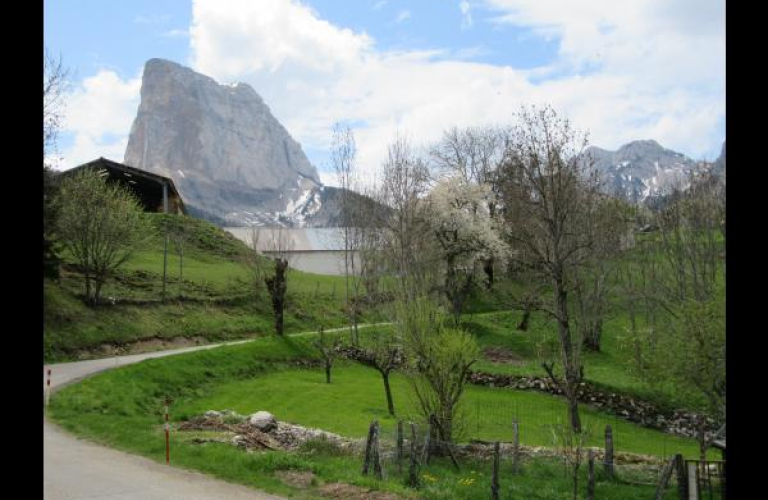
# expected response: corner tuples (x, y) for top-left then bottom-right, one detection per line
(44, 214), (358, 362)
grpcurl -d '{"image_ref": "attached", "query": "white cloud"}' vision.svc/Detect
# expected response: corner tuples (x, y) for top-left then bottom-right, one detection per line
(60, 0), (724, 183)
(372, 1), (387, 11)
(395, 10), (411, 23)
(460, 1), (473, 30)
(57, 70), (141, 170)
(188, 0), (724, 183)
(162, 29), (189, 38)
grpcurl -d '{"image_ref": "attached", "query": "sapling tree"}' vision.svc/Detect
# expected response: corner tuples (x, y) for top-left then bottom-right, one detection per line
(344, 330), (403, 416)
(394, 294), (479, 445)
(314, 326), (339, 384)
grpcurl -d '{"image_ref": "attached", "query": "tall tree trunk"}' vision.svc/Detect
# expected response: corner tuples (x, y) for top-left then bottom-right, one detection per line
(84, 273), (92, 304)
(93, 277), (103, 305)
(518, 302), (532, 331)
(382, 371), (395, 416)
(554, 272), (582, 434)
(483, 257), (494, 290)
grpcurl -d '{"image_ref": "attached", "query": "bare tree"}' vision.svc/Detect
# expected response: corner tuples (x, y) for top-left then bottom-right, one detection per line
(167, 217), (190, 300)
(343, 330), (403, 416)
(499, 105), (604, 434)
(378, 134), (437, 301)
(43, 49), (70, 279)
(246, 227), (294, 335)
(572, 196), (629, 351)
(44, 48), (70, 160)
(332, 123), (365, 344)
(314, 326), (340, 384)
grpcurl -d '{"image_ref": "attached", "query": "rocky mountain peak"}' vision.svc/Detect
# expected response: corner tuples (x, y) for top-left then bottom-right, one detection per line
(585, 140), (702, 204)
(124, 58), (322, 226)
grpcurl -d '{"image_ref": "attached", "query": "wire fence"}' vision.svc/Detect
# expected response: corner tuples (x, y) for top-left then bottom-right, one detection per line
(338, 415), (725, 500)
(465, 399), (688, 460)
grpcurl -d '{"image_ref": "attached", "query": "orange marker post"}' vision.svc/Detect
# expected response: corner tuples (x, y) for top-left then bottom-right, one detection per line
(164, 397), (171, 464)
(45, 369), (52, 407)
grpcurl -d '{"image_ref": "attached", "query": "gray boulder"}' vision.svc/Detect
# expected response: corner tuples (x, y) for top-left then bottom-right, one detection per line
(249, 411), (277, 432)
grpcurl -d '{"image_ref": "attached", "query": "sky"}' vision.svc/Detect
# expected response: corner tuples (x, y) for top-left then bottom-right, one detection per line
(44, 0), (725, 186)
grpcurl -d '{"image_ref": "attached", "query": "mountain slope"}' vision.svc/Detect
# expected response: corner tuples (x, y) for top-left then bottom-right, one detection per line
(586, 140), (707, 204)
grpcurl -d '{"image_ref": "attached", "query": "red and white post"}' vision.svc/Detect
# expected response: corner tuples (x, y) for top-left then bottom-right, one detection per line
(45, 369), (52, 407)
(164, 397), (170, 464)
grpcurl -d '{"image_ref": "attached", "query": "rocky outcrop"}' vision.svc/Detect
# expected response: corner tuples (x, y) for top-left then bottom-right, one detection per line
(124, 58), (322, 226)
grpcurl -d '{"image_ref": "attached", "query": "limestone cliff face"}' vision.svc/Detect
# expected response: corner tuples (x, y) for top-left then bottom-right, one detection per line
(124, 58), (321, 225)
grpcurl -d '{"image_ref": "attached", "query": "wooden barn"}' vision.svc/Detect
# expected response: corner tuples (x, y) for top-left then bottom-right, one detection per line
(62, 157), (186, 215)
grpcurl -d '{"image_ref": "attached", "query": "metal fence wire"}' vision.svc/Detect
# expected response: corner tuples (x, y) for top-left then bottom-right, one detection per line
(345, 416), (724, 500)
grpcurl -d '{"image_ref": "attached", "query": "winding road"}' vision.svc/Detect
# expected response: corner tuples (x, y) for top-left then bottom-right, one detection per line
(44, 324), (385, 499)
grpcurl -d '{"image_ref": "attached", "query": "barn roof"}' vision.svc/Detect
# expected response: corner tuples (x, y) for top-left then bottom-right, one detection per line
(62, 157), (186, 214)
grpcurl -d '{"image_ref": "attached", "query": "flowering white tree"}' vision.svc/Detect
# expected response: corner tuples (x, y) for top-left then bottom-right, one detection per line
(428, 176), (508, 325)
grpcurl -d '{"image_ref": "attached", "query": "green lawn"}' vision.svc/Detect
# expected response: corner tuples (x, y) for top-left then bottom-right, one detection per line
(49, 333), (708, 500)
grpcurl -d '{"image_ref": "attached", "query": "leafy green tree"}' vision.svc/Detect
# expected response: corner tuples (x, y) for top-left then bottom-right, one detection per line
(55, 169), (148, 304)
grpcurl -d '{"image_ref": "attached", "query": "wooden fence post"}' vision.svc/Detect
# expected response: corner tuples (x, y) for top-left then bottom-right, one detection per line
(421, 419), (432, 465)
(396, 419), (404, 474)
(653, 457), (676, 500)
(674, 454), (688, 500)
(491, 441), (501, 500)
(687, 461), (698, 500)
(408, 422), (420, 488)
(362, 420), (376, 475)
(587, 449), (595, 500)
(604, 424), (614, 480)
(372, 421), (383, 480)
(512, 418), (521, 474)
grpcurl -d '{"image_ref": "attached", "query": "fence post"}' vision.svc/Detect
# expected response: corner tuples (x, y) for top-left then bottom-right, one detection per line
(396, 419), (404, 474)
(604, 424), (614, 480)
(408, 422), (420, 488)
(674, 453), (688, 500)
(491, 441), (501, 500)
(45, 369), (52, 407)
(164, 396), (171, 465)
(512, 418), (521, 474)
(421, 419), (432, 465)
(587, 449), (595, 500)
(687, 461), (698, 500)
(362, 420), (376, 475)
(372, 420), (383, 480)
(653, 457), (676, 500)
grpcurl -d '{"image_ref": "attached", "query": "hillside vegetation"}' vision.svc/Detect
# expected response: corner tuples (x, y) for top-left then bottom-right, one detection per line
(44, 214), (356, 361)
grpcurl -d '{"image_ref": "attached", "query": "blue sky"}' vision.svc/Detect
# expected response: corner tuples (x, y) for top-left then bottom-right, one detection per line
(45, 0), (725, 183)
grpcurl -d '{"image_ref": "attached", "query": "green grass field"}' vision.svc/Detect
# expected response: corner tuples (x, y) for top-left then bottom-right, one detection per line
(49, 334), (705, 500)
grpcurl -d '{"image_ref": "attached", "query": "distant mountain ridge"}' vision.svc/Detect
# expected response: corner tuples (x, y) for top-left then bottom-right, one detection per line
(585, 139), (723, 204)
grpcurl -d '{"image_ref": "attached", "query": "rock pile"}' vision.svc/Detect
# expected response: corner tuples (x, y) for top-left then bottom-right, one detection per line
(180, 410), (358, 452)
